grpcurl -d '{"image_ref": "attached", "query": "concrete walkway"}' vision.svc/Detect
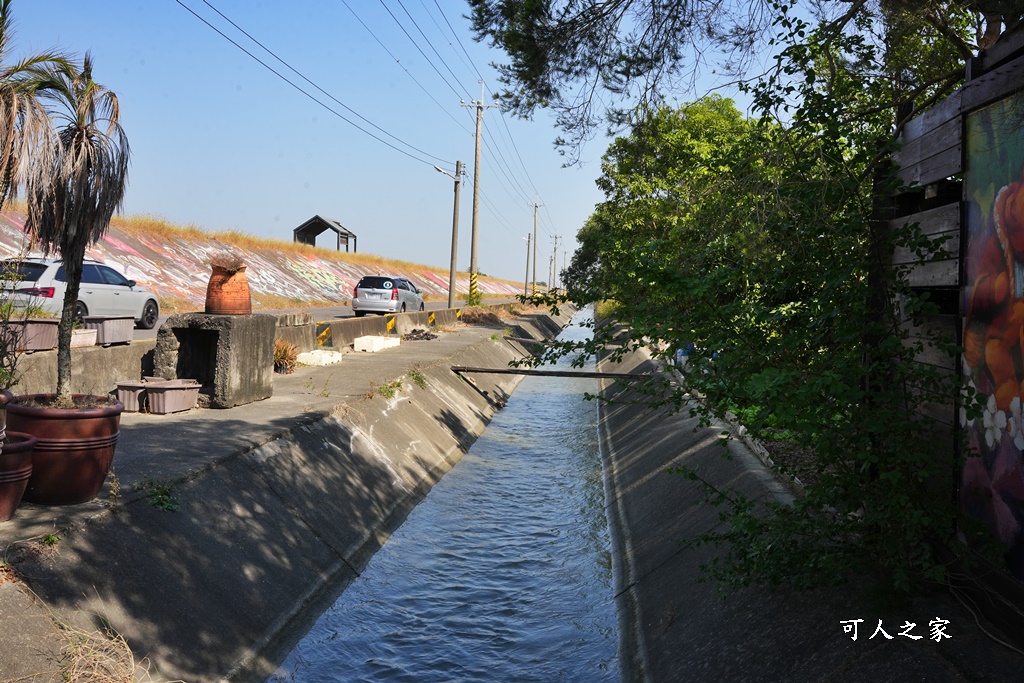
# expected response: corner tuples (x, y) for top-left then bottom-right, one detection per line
(598, 345), (1024, 682)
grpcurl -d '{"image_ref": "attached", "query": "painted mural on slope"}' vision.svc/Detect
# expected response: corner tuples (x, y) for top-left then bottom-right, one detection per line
(0, 210), (523, 307)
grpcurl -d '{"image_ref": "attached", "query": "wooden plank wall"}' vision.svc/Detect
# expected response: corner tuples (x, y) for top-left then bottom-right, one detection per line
(889, 31), (1024, 435)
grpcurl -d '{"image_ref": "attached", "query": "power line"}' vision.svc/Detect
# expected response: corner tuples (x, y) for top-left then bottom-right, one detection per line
(339, 0), (473, 136)
(377, 0), (467, 104)
(174, 0), (449, 167)
(426, 0), (486, 84)
(198, 0), (449, 165)
(392, 0), (471, 99)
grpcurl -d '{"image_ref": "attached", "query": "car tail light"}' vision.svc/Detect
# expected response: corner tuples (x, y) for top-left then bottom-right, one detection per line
(391, 287), (399, 300)
(353, 285), (359, 298)
(15, 286), (55, 298)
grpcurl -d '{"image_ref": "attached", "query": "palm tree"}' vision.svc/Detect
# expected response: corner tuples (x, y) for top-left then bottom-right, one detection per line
(24, 53), (130, 405)
(0, 0), (65, 209)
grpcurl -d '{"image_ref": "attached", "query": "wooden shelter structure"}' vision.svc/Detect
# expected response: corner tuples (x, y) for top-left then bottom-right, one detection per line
(293, 215), (357, 252)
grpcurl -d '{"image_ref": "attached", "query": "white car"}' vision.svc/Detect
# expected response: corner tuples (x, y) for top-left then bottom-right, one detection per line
(351, 275), (425, 316)
(2, 258), (160, 329)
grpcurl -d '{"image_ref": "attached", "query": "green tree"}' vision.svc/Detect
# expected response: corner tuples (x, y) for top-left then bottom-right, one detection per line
(24, 54), (130, 405)
(471, 1), (1019, 157)
(517, 1), (1001, 592)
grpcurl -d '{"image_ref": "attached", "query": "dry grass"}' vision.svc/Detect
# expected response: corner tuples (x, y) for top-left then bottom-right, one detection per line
(111, 213), (452, 276)
(152, 296), (196, 315)
(7, 202), (522, 289)
(460, 307), (503, 326)
(58, 622), (180, 683)
(252, 292), (343, 310)
(110, 213), (208, 242)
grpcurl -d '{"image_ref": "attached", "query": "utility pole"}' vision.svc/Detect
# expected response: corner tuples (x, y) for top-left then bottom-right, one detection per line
(523, 234), (531, 297)
(530, 199), (542, 296)
(434, 161), (463, 309)
(461, 83), (496, 304)
(550, 234), (560, 290)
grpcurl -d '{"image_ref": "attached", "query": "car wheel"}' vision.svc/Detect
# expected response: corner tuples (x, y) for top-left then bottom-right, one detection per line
(401, 303), (407, 312)
(354, 311), (365, 318)
(138, 299), (159, 330)
(74, 301), (88, 322)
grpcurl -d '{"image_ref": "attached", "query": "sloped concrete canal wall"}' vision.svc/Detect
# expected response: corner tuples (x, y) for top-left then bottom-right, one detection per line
(5, 310), (573, 682)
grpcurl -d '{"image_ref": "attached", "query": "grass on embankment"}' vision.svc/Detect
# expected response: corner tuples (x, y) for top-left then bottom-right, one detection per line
(112, 213), (470, 285)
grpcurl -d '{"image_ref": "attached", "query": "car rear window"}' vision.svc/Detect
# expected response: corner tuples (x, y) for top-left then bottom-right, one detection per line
(358, 276), (396, 290)
(0, 261), (49, 281)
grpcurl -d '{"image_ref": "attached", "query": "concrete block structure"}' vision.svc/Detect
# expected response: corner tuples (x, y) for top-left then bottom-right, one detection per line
(353, 336), (401, 353)
(154, 313), (276, 408)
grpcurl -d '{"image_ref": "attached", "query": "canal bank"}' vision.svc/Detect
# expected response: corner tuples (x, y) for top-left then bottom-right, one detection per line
(598, 342), (1024, 682)
(0, 307), (573, 682)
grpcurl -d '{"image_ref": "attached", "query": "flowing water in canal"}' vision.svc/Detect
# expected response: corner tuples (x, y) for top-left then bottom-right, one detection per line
(269, 311), (618, 682)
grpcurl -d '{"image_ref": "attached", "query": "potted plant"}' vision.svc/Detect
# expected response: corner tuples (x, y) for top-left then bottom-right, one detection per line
(0, 302), (58, 353)
(206, 253), (251, 315)
(0, 263), (39, 520)
(4, 53), (130, 506)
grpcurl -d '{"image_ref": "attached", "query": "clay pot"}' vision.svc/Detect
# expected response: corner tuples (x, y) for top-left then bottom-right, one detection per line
(0, 432), (37, 520)
(5, 395), (123, 506)
(205, 265), (252, 315)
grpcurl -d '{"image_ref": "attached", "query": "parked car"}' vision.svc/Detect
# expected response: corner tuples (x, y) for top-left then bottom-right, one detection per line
(351, 275), (425, 316)
(0, 258), (160, 329)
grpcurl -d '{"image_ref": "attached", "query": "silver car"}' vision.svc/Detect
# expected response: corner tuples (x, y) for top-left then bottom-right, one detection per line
(1, 258), (161, 329)
(351, 275), (424, 316)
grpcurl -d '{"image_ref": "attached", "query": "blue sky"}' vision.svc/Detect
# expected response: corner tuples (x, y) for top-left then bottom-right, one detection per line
(10, 1), (749, 282)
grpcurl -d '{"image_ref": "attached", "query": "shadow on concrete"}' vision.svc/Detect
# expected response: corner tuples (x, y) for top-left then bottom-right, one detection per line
(8, 409), (420, 681)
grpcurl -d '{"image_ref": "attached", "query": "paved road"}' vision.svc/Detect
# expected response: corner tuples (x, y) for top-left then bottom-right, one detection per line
(132, 299), (515, 341)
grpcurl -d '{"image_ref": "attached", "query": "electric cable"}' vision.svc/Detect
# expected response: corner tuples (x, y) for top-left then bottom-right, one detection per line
(174, 0), (450, 167)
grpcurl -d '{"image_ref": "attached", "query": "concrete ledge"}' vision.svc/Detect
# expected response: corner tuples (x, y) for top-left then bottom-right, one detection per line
(11, 339), (157, 397)
(316, 316), (390, 348)
(274, 313), (316, 353)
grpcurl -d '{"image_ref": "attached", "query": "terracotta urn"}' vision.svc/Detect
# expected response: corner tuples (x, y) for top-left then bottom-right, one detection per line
(205, 264), (252, 315)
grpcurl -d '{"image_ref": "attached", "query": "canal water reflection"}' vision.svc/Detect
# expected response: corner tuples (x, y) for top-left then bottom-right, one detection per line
(269, 310), (618, 682)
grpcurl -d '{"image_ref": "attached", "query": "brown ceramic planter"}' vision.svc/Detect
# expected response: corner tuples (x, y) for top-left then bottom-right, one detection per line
(205, 265), (252, 315)
(5, 395), (123, 506)
(0, 432), (36, 521)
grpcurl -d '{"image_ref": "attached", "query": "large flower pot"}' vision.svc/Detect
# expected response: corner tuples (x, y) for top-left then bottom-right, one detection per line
(5, 395), (123, 506)
(205, 265), (252, 315)
(0, 432), (37, 521)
